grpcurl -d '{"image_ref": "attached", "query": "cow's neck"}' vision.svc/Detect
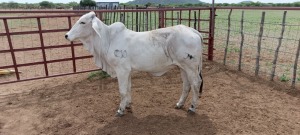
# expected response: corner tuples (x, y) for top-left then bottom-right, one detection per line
(79, 22), (115, 76)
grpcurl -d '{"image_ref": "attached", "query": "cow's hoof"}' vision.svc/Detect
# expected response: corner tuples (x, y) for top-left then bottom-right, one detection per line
(115, 112), (124, 117)
(187, 109), (196, 115)
(175, 105), (183, 109)
(175, 103), (183, 109)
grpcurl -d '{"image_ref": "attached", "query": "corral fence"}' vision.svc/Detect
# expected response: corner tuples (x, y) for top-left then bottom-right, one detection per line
(0, 8), (214, 85)
(213, 7), (300, 88)
(1, 7), (300, 88)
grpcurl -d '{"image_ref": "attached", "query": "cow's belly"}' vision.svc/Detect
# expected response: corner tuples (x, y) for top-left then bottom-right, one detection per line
(129, 48), (175, 74)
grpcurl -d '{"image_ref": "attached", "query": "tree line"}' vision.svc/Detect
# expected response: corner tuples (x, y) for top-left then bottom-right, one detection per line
(0, 0), (299, 9)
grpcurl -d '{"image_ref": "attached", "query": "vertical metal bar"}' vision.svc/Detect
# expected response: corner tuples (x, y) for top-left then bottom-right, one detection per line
(164, 11), (167, 27)
(131, 8), (134, 30)
(3, 19), (20, 80)
(208, 8), (216, 61)
(150, 11), (152, 30)
(171, 10), (174, 26)
(179, 10), (182, 24)
(188, 9), (191, 27)
(99, 11), (103, 21)
(136, 5), (138, 31)
(161, 10), (165, 28)
(113, 6), (116, 23)
(145, 11), (148, 31)
(177, 12), (179, 25)
(154, 11), (157, 29)
(37, 18), (49, 76)
(198, 10), (200, 31)
(142, 11), (144, 31)
(194, 11), (197, 29)
(139, 11), (142, 31)
(68, 17), (76, 73)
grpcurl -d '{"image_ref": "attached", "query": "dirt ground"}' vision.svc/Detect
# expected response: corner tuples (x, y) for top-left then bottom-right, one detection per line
(0, 60), (299, 135)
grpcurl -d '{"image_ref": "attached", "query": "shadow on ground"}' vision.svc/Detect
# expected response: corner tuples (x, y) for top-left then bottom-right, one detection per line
(96, 113), (217, 135)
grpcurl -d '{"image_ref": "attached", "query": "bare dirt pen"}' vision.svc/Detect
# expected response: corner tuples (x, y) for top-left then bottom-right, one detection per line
(0, 60), (299, 135)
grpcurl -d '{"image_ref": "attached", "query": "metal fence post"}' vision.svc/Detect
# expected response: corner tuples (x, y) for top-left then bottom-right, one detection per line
(37, 17), (49, 76)
(208, 8), (215, 61)
(68, 16), (76, 73)
(3, 19), (20, 80)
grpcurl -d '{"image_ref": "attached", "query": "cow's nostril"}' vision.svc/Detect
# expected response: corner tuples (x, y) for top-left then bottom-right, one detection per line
(65, 35), (68, 39)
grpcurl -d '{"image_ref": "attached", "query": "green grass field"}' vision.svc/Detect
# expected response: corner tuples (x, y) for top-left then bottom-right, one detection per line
(213, 9), (300, 83)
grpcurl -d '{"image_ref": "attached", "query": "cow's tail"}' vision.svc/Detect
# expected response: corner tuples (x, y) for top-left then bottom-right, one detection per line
(190, 27), (204, 96)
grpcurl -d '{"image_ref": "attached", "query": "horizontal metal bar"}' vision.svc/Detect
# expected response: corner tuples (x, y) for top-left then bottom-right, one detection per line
(199, 31), (210, 34)
(0, 14), (82, 19)
(0, 55), (92, 69)
(0, 28), (70, 36)
(0, 43), (83, 53)
(0, 8), (212, 14)
(215, 7), (300, 10)
(0, 69), (99, 85)
(164, 18), (210, 21)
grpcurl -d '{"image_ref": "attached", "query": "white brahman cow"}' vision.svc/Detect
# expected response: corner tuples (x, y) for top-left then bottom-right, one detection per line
(65, 11), (203, 117)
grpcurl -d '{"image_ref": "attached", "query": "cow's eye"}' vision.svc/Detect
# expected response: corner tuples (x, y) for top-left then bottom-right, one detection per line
(80, 22), (85, 24)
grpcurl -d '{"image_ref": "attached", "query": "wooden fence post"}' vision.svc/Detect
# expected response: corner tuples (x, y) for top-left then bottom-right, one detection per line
(292, 39), (300, 88)
(270, 11), (287, 81)
(255, 12), (266, 76)
(223, 9), (232, 65)
(238, 11), (245, 71)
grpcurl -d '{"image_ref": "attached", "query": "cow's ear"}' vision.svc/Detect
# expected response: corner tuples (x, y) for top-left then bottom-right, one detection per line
(92, 17), (102, 38)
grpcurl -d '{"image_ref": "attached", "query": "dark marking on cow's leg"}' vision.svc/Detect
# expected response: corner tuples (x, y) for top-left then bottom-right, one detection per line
(187, 105), (196, 115)
(199, 72), (203, 98)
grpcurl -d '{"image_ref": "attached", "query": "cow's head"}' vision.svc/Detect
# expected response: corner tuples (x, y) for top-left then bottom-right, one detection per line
(65, 11), (101, 41)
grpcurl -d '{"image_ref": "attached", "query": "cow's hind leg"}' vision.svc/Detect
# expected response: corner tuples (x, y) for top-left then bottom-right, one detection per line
(175, 69), (191, 109)
(115, 70), (131, 117)
(185, 69), (202, 114)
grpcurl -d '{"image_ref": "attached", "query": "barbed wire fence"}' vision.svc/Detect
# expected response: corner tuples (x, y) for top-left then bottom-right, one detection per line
(214, 9), (300, 88)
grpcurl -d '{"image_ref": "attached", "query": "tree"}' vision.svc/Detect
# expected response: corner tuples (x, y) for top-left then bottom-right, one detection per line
(145, 2), (152, 7)
(80, 0), (96, 7)
(7, 1), (19, 8)
(68, 1), (79, 7)
(39, 1), (54, 8)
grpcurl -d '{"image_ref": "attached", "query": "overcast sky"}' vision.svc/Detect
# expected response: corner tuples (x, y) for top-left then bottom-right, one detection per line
(0, 0), (298, 4)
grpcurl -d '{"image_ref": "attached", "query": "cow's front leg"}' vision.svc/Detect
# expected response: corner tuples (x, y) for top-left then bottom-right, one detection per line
(125, 74), (132, 113)
(115, 69), (131, 117)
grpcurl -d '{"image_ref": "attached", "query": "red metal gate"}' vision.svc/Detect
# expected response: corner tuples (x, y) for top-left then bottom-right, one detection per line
(0, 8), (214, 85)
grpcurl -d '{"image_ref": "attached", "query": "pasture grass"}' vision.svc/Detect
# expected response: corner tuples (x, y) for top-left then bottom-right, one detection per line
(214, 9), (300, 83)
